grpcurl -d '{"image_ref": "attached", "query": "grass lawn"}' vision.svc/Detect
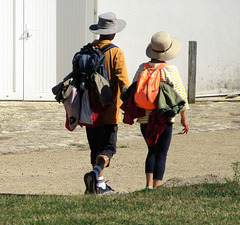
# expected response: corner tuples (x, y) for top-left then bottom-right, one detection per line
(0, 182), (239, 224)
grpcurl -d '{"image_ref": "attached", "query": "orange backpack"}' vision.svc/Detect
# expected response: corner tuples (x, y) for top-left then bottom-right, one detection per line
(134, 62), (168, 109)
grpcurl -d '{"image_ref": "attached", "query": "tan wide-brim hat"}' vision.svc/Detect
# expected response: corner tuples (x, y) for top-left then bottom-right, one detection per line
(146, 31), (182, 61)
(89, 12), (126, 35)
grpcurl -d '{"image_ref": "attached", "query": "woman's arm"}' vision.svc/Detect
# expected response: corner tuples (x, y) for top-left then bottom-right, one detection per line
(180, 110), (189, 134)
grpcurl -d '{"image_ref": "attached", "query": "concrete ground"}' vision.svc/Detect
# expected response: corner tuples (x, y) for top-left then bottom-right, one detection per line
(0, 96), (239, 195)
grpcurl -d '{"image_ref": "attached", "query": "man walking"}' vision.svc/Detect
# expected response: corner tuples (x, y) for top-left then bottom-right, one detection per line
(84, 12), (129, 194)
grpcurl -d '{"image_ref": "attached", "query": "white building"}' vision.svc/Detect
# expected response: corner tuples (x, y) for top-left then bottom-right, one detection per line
(1, 0), (240, 101)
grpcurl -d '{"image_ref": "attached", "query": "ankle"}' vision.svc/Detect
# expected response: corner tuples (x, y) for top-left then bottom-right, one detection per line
(92, 165), (102, 178)
(97, 176), (106, 189)
(145, 186), (153, 189)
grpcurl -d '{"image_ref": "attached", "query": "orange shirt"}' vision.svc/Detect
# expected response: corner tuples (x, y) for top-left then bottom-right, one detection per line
(92, 39), (130, 124)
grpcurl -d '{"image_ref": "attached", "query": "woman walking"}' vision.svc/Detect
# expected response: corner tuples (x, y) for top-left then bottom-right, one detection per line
(132, 31), (189, 189)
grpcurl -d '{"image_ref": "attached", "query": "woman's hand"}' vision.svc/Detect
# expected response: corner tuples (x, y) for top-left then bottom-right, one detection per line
(180, 111), (189, 134)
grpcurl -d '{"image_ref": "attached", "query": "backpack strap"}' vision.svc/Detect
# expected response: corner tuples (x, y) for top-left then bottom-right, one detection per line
(156, 63), (168, 70)
(143, 62), (168, 70)
(100, 44), (118, 53)
(142, 62), (169, 81)
(143, 62), (150, 70)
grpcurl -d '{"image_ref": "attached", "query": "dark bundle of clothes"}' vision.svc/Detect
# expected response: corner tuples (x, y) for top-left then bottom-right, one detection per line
(120, 82), (185, 146)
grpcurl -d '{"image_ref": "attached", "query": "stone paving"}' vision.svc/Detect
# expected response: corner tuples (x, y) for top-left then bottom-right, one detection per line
(0, 96), (240, 195)
(0, 96), (240, 155)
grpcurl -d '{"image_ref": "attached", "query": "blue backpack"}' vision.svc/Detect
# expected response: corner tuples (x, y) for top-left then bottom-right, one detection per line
(52, 43), (117, 103)
(52, 43), (117, 130)
(72, 43), (116, 91)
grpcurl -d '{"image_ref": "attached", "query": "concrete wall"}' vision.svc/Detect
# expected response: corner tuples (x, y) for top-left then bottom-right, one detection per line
(96, 0), (240, 96)
(56, 0), (95, 83)
(0, 0), (95, 101)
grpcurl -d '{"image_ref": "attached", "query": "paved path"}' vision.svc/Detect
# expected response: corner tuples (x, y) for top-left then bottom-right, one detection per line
(0, 96), (240, 155)
(0, 96), (240, 195)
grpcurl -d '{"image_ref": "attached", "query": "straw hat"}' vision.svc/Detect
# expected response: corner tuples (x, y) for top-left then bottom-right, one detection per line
(146, 31), (182, 61)
(89, 12), (126, 35)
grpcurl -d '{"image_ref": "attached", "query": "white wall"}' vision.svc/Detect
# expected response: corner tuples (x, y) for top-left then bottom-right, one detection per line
(0, 0), (24, 100)
(96, 0), (240, 96)
(56, 0), (95, 83)
(0, 0), (95, 101)
(1, 0), (239, 100)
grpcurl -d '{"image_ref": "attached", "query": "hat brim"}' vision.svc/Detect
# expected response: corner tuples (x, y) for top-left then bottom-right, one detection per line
(89, 19), (126, 35)
(146, 37), (182, 61)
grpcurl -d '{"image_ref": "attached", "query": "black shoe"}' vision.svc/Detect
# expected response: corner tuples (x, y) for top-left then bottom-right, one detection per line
(97, 184), (114, 194)
(84, 172), (97, 194)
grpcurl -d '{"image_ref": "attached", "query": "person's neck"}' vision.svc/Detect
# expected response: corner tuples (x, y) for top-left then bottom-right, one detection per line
(99, 37), (111, 41)
(99, 34), (115, 41)
(150, 59), (166, 63)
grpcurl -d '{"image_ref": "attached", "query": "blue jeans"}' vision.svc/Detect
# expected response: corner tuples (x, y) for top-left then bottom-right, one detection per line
(140, 123), (172, 180)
